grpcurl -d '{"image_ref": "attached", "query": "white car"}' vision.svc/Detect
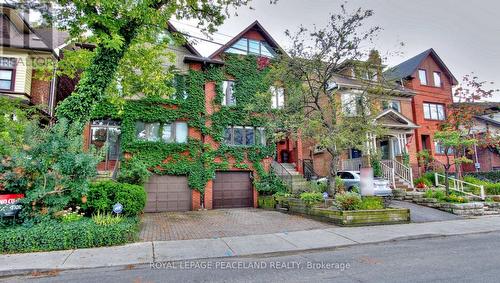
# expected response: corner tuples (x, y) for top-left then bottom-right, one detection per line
(317, 171), (392, 197)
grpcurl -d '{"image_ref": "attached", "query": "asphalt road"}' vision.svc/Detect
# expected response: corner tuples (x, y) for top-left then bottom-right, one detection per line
(3, 231), (500, 283)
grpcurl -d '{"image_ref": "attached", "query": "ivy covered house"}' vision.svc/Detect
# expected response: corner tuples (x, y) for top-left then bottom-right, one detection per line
(85, 21), (284, 212)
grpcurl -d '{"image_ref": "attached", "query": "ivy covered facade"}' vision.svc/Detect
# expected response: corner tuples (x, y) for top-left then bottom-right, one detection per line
(85, 21), (283, 211)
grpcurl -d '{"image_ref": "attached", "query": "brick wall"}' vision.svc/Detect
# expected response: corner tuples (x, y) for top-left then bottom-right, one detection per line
(30, 71), (51, 110)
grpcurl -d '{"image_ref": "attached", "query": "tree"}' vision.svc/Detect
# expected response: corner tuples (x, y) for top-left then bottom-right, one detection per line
(0, 98), (38, 156)
(270, 5), (393, 194)
(13, 0), (261, 124)
(433, 130), (475, 196)
(446, 73), (499, 177)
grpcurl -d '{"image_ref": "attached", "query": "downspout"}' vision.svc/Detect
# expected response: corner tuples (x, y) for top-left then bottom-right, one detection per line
(48, 65), (57, 123)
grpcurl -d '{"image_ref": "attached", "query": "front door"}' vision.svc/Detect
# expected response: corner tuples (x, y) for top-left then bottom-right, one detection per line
(380, 140), (390, 160)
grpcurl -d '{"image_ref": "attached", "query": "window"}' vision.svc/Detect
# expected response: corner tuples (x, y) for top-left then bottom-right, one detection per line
(270, 86), (284, 109)
(418, 69), (427, 85)
(226, 38), (276, 58)
(342, 92), (369, 116)
(136, 122), (160, 141)
(223, 126), (266, 146)
(423, 103), (445, 120)
(382, 100), (401, 113)
(136, 121), (188, 143)
(433, 72), (441, 87)
(0, 57), (16, 90)
(434, 141), (453, 155)
(221, 80), (236, 106)
(172, 76), (188, 100)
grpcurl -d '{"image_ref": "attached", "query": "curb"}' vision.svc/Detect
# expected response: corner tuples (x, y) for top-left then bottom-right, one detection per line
(2, 229), (499, 278)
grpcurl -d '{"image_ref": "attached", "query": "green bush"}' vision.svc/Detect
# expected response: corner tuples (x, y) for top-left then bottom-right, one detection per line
(335, 176), (345, 192)
(255, 172), (288, 196)
(299, 192), (323, 206)
(84, 181), (146, 216)
(463, 176), (500, 195)
(465, 171), (500, 183)
(357, 197), (384, 210)
(92, 211), (124, 226)
(0, 217), (139, 253)
(308, 181), (328, 193)
(334, 192), (362, 211)
(424, 189), (467, 203)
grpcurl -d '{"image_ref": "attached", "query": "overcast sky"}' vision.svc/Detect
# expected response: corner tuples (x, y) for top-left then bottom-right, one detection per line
(175, 0), (500, 101)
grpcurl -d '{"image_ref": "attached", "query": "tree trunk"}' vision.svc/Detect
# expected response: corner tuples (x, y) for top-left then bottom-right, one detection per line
(328, 154), (340, 196)
(56, 46), (128, 124)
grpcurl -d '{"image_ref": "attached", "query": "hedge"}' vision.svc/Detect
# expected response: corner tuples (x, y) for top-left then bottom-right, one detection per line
(84, 181), (146, 216)
(0, 217), (139, 253)
(463, 176), (500, 195)
(465, 171), (500, 183)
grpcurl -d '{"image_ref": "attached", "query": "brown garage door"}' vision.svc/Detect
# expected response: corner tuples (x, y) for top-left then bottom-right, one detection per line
(145, 175), (191, 212)
(213, 172), (253, 209)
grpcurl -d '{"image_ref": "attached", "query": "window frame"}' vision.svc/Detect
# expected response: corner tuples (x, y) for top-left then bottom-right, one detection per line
(270, 86), (285, 109)
(418, 69), (428, 85)
(433, 71), (442, 87)
(226, 38), (276, 58)
(221, 80), (236, 106)
(0, 57), (16, 91)
(434, 141), (453, 155)
(223, 126), (266, 146)
(136, 121), (188, 143)
(423, 102), (446, 121)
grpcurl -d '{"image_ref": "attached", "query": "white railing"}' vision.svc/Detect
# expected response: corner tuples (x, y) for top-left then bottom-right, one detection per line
(380, 161), (396, 189)
(435, 173), (485, 200)
(342, 158), (363, 171)
(382, 159), (414, 189)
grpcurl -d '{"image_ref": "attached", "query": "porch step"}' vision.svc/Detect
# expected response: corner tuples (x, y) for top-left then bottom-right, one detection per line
(279, 163), (309, 193)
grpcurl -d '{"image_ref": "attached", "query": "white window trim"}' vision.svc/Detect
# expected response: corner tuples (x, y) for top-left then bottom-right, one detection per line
(418, 69), (428, 85)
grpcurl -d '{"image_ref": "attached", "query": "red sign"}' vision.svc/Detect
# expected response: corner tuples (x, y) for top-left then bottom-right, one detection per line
(0, 194), (25, 205)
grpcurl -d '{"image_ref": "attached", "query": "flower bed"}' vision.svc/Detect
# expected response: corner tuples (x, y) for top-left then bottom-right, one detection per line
(275, 197), (409, 226)
(0, 217), (139, 254)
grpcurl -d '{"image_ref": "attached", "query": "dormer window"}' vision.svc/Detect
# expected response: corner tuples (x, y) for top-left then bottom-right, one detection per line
(226, 38), (276, 58)
(418, 69), (428, 85)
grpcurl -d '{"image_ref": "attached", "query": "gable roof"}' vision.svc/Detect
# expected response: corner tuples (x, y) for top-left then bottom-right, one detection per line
(209, 20), (285, 59)
(375, 109), (419, 130)
(0, 4), (53, 52)
(166, 21), (201, 57)
(384, 48), (458, 85)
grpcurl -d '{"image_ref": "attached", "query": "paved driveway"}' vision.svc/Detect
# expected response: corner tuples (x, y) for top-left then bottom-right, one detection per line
(391, 200), (464, 223)
(139, 208), (332, 241)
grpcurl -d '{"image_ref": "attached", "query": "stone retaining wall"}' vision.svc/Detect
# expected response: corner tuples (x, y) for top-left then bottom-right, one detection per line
(393, 190), (500, 216)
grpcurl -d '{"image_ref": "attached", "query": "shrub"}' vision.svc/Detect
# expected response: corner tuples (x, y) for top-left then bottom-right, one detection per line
(117, 158), (151, 185)
(0, 217), (139, 253)
(255, 172), (288, 196)
(84, 181), (146, 216)
(357, 197), (384, 210)
(465, 171), (500, 183)
(299, 192), (323, 206)
(59, 207), (84, 223)
(0, 119), (100, 223)
(443, 194), (468, 203)
(308, 181), (328, 194)
(424, 189), (446, 200)
(463, 176), (500, 195)
(334, 192), (361, 211)
(92, 211), (124, 226)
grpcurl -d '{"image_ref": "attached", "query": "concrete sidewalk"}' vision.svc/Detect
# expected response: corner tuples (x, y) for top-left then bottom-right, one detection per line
(1, 216), (500, 276)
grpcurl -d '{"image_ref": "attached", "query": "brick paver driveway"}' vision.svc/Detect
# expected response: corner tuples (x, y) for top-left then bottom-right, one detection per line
(139, 208), (333, 241)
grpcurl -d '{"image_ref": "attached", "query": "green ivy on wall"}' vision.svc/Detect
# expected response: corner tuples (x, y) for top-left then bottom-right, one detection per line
(91, 54), (279, 193)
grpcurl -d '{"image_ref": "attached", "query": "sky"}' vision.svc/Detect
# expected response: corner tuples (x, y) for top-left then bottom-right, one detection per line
(174, 0), (500, 102)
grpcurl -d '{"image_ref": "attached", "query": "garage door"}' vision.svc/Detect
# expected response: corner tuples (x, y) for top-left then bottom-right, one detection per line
(144, 175), (191, 212)
(213, 172), (253, 209)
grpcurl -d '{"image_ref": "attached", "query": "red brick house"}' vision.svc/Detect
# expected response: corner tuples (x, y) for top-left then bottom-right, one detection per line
(85, 21), (282, 212)
(385, 48), (459, 176)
